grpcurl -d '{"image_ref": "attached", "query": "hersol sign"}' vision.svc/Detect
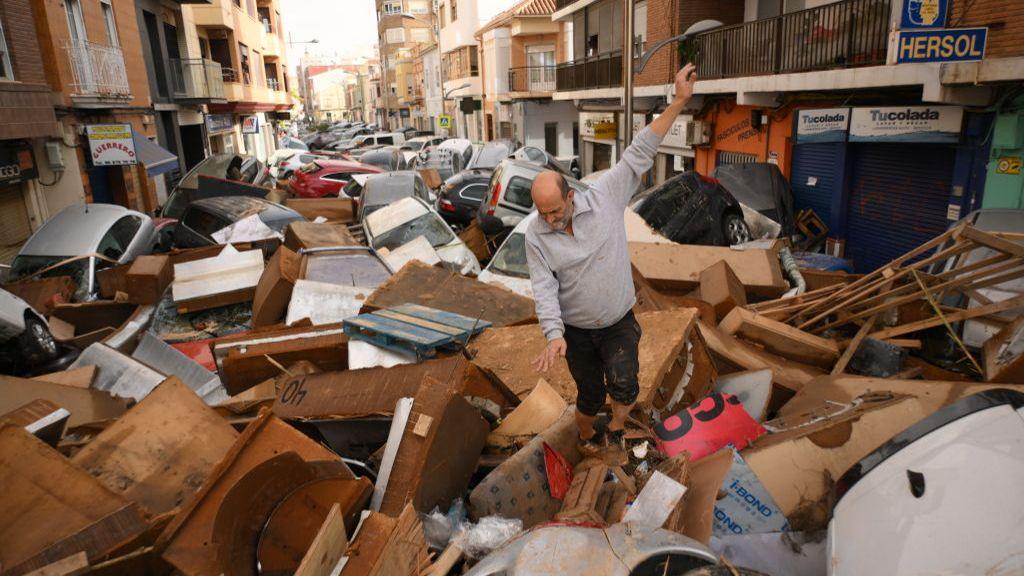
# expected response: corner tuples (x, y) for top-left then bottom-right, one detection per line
(849, 106), (963, 144)
(86, 124), (137, 166)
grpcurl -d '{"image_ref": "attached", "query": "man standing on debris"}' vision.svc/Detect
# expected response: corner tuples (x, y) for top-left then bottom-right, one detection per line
(526, 63), (698, 453)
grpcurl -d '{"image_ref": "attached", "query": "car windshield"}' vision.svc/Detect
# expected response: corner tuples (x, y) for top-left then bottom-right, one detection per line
(373, 213), (455, 250)
(470, 143), (512, 170)
(10, 255), (93, 300)
(404, 141), (425, 151)
(365, 178), (414, 206)
(361, 153), (395, 170)
(489, 232), (529, 278)
(164, 155), (258, 219)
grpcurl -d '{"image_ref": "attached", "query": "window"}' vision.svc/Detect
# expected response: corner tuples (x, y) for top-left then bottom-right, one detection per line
(0, 19), (13, 79)
(238, 42), (250, 84)
(98, 216), (142, 259)
(505, 176), (534, 208)
(450, 0), (457, 21)
(410, 28), (430, 43)
(634, 1), (647, 54)
(101, 0), (119, 47)
(408, 0), (428, 14)
(439, 2), (446, 26)
(322, 172), (352, 182)
(385, 27), (406, 44)
(258, 6), (272, 32)
(460, 183), (487, 202)
(382, 1), (402, 15)
(469, 46), (478, 75)
(183, 208), (230, 240)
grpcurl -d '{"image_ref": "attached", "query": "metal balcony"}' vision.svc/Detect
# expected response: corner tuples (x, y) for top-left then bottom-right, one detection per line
(555, 50), (622, 91)
(693, 0), (890, 80)
(170, 58), (226, 101)
(509, 66), (557, 93)
(66, 40), (130, 98)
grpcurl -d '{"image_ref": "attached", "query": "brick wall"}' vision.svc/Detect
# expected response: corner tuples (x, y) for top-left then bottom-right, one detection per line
(0, 0), (59, 139)
(637, 0), (744, 87)
(1, 0), (47, 84)
(949, 0), (1023, 59)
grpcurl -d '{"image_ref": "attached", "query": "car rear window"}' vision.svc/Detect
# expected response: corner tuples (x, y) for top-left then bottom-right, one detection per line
(461, 183), (488, 201)
(504, 176), (534, 209)
(183, 207), (231, 239)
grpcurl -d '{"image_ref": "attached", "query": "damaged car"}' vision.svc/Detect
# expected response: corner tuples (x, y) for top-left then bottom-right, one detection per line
(632, 172), (752, 246)
(173, 196), (306, 248)
(363, 197), (481, 275)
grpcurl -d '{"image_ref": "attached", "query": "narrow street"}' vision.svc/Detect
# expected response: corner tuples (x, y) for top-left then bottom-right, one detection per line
(0, 0), (1022, 574)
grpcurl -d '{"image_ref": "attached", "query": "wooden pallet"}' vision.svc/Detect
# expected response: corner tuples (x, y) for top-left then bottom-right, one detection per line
(343, 303), (491, 359)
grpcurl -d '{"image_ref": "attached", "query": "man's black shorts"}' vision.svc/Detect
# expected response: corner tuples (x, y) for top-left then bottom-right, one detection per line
(563, 309), (642, 417)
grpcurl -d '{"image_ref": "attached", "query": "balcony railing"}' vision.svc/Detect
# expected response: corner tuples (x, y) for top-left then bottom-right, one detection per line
(509, 66), (556, 93)
(555, 50), (622, 91)
(267, 77), (280, 91)
(693, 0), (890, 80)
(222, 67), (238, 83)
(66, 40), (130, 97)
(170, 58), (226, 101)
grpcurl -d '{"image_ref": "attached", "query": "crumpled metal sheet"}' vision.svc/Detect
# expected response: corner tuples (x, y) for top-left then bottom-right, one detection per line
(69, 342), (165, 401)
(131, 332), (228, 405)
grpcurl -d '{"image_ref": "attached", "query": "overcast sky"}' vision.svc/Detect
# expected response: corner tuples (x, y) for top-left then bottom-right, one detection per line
(279, 0), (378, 67)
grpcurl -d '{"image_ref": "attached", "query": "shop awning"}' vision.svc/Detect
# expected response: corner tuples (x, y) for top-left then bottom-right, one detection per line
(131, 129), (179, 176)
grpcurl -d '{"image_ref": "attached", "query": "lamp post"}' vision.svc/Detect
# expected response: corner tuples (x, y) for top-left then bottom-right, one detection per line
(622, 12), (722, 147)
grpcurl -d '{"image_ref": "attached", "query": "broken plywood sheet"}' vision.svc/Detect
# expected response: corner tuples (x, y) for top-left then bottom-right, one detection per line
(700, 260), (747, 321)
(470, 309), (699, 404)
(0, 425), (148, 575)
(293, 503), (347, 576)
(273, 355), (512, 420)
(284, 197), (356, 223)
(340, 506), (430, 576)
(487, 379), (568, 448)
(286, 280), (371, 326)
(630, 242), (788, 298)
(172, 245), (265, 314)
(69, 343), (165, 402)
(157, 412), (350, 576)
(378, 376), (489, 516)
(284, 220), (358, 252)
(252, 245), (303, 327)
(0, 374), (129, 428)
(71, 377), (239, 516)
(363, 260), (536, 327)
(31, 365), (97, 389)
(983, 315), (1024, 383)
(131, 332), (226, 404)
(719, 307), (839, 368)
(697, 320), (824, 392)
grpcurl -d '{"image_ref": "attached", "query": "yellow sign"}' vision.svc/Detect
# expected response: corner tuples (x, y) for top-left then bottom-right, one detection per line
(996, 156), (1022, 175)
(593, 121), (617, 140)
(438, 115), (452, 129)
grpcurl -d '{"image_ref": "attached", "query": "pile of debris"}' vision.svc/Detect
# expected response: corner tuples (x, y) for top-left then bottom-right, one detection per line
(1, 199), (1022, 575)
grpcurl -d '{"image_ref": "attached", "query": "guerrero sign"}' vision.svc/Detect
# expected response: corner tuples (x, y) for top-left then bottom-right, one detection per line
(897, 27), (987, 63)
(849, 106), (963, 144)
(86, 124), (137, 166)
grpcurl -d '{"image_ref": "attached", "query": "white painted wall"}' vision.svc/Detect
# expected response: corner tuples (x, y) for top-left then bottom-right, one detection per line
(440, 0), (517, 52)
(482, 28), (511, 98)
(514, 100), (577, 157)
(32, 128), (86, 221)
(423, 47), (444, 119)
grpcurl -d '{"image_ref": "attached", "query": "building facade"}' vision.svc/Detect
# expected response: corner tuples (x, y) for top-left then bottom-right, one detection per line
(374, 0), (434, 130)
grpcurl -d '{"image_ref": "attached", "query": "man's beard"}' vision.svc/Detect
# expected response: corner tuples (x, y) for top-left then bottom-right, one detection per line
(549, 199), (573, 231)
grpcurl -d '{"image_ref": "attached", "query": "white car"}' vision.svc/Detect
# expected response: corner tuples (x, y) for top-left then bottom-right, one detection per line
(0, 288), (58, 369)
(363, 197), (481, 276)
(478, 212), (535, 298)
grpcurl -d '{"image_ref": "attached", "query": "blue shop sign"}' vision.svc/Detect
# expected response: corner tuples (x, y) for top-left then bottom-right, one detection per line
(206, 114), (234, 135)
(897, 27), (987, 64)
(901, 0), (948, 29)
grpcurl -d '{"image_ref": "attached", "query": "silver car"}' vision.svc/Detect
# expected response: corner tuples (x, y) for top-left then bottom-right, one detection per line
(0, 288), (57, 368)
(8, 204), (158, 301)
(363, 196), (481, 275)
(476, 159), (588, 233)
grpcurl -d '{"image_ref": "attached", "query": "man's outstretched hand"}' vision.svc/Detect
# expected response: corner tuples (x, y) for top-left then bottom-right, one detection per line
(532, 337), (567, 373)
(674, 63), (697, 106)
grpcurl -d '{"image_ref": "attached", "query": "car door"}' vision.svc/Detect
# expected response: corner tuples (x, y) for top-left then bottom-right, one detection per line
(496, 174), (535, 220)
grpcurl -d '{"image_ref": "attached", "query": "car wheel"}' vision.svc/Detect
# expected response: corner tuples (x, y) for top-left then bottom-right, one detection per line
(19, 317), (58, 364)
(723, 213), (752, 245)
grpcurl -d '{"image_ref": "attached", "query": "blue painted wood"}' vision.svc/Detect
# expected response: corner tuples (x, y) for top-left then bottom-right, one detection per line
(345, 315), (451, 345)
(343, 304), (490, 359)
(390, 303), (492, 333)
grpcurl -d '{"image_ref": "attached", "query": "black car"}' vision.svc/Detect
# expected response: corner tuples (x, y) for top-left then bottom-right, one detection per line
(174, 196), (306, 248)
(356, 147), (406, 171)
(437, 169), (492, 227)
(632, 172), (752, 246)
(160, 154), (273, 220)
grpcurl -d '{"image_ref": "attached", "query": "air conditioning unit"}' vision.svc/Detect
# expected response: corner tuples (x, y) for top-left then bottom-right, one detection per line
(685, 121), (710, 147)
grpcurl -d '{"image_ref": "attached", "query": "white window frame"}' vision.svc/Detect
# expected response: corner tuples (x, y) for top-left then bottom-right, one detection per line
(382, 1), (403, 15)
(0, 19), (14, 80)
(408, 0), (429, 14)
(100, 0), (119, 47)
(410, 28), (430, 43)
(385, 27), (406, 45)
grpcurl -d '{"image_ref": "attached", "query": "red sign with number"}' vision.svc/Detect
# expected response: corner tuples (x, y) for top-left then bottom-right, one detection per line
(654, 392), (766, 462)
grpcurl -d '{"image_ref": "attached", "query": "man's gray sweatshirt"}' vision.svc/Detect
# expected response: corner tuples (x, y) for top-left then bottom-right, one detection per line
(525, 126), (663, 341)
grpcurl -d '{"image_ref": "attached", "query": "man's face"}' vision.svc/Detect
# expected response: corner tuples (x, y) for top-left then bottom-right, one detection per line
(532, 171), (575, 231)
(538, 190), (573, 230)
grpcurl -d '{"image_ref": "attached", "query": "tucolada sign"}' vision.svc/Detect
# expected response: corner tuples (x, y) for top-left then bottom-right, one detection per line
(796, 108), (850, 143)
(849, 106), (963, 144)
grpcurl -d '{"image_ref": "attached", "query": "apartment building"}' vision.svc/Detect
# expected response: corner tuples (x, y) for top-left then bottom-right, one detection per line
(0, 0), (61, 262)
(409, 40), (442, 131)
(297, 53), (347, 124)
(134, 0), (227, 204)
(308, 67), (353, 122)
(183, 0), (293, 163)
(477, 0), (576, 155)
(374, 0), (434, 130)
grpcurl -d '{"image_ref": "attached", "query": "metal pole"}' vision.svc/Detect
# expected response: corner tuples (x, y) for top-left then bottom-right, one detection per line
(623, 0), (635, 148)
(381, 37), (390, 131)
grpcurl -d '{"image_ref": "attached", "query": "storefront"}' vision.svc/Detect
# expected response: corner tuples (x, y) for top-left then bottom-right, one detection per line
(632, 113), (696, 184)
(206, 114), (236, 155)
(580, 111), (618, 176)
(0, 142), (40, 263)
(694, 101), (793, 178)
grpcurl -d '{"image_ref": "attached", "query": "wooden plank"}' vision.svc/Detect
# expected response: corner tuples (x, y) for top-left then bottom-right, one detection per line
(345, 315), (453, 346)
(31, 366), (97, 389)
(961, 224), (1024, 259)
(0, 375), (129, 429)
(422, 543), (463, 576)
(697, 320), (824, 392)
(629, 242), (788, 298)
(869, 293), (1024, 340)
(21, 552), (88, 576)
(373, 310), (468, 337)
(70, 378), (239, 516)
(392, 303), (492, 333)
(719, 307), (839, 368)
(294, 503), (348, 576)
(832, 314), (877, 376)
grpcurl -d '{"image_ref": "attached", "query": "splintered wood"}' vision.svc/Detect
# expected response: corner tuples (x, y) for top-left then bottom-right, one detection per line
(747, 224), (1024, 377)
(555, 459), (629, 525)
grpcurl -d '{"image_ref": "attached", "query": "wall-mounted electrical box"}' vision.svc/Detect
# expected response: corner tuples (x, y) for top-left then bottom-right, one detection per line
(44, 141), (65, 172)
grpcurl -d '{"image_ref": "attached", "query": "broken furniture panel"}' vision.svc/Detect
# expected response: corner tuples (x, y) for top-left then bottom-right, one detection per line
(0, 374), (129, 429)
(30, 365), (96, 389)
(2, 276), (76, 315)
(719, 307), (840, 368)
(70, 377), (239, 516)
(284, 197), (356, 224)
(340, 505), (430, 576)
(0, 425), (149, 576)
(299, 247), (393, 290)
(286, 280), (371, 326)
(292, 503), (347, 576)
(699, 260), (748, 321)
(124, 255), (173, 305)
(487, 379), (568, 448)
(630, 242), (788, 298)
(284, 221), (359, 252)
(131, 332), (227, 404)
(363, 260), (536, 327)
(157, 411), (351, 576)
(697, 320), (824, 392)
(378, 235), (441, 273)
(69, 343), (166, 402)
(251, 245), (303, 327)
(172, 245), (265, 314)
(48, 301), (142, 351)
(984, 315), (1024, 383)
(377, 376), (489, 516)
(0, 398), (69, 447)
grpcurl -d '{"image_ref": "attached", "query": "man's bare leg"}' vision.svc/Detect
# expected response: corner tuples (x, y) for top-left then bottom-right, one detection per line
(576, 408), (598, 441)
(608, 400), (633, 433)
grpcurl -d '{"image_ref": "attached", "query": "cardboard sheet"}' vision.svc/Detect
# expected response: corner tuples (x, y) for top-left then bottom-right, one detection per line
(286, 280), (371, 326)
(487, 378), (568, 447)
(630, 242), (787, 298)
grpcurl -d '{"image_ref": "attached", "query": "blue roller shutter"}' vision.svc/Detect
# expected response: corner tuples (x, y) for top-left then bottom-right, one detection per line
(791, 142), (844, 228)
(845, 143), (955, 273)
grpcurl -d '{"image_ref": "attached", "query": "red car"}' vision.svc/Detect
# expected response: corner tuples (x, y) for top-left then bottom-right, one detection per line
(287, 158), (383, 198)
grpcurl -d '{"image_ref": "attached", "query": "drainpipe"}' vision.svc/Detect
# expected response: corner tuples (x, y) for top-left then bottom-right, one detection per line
(623, 0), (635, 148)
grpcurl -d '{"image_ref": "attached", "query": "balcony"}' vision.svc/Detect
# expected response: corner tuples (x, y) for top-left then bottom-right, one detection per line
(555, 50), (622, 92)
(267, 77), (280, 91)
(693, 0), (890, 80)
(170, 58), (226, 102)
(509, 66), (557, 94)
(66, 41), (130, 100)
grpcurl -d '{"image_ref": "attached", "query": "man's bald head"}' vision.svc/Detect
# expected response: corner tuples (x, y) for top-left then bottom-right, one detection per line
(532, 170), (574, 231)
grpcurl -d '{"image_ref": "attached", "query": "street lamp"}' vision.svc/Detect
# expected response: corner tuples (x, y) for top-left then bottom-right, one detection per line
(623, 14), (722, 147)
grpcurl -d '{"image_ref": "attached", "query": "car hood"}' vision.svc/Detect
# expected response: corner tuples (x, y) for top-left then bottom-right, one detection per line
(478, 270), (533, 298)
(436, 242), (481, 276)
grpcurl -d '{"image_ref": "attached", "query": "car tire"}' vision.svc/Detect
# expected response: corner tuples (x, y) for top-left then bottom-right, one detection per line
(19, 317), (58, 365)
(723, 213), (752, 245)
